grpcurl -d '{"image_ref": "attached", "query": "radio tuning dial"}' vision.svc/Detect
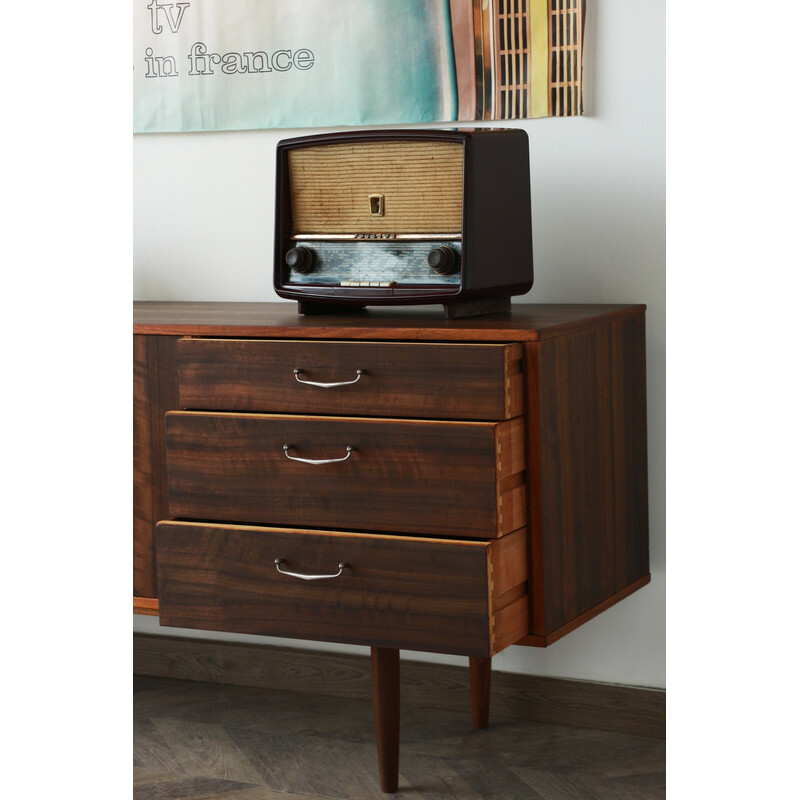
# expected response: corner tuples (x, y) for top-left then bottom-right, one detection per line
(427, 246), (458, 275)
(285, 246), (315, 274)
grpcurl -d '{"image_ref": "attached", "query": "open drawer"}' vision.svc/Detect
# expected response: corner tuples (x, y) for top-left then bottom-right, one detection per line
(165, 412), (526, 538)
(156, 521), (529, 657)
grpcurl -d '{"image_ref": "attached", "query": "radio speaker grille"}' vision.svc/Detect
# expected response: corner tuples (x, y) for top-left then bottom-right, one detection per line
(288, 141), (464, 235)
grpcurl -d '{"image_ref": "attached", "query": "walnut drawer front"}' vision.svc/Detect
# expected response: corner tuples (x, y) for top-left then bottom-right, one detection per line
(155, 522), (529, 657)
(165, 412), (526, 538)
(176, 339), (523, 420)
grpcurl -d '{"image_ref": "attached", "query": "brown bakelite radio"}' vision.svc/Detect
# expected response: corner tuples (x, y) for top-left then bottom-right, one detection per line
(274, 129), (533, 318)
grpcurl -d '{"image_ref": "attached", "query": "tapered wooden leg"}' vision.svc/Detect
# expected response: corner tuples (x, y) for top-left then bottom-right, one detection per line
(371, 646), (400, 793)
(469, 656), (491, 729)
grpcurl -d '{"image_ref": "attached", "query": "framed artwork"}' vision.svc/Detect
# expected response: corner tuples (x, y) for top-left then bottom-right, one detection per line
(134, 0), (585, 133)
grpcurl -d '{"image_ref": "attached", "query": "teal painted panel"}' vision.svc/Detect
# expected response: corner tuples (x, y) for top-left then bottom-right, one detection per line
(133, 0), (457, 132)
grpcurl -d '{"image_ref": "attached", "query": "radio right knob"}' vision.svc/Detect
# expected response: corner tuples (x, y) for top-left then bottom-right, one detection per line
(285, 246), (315, 274)
(427, 246), (458, 275)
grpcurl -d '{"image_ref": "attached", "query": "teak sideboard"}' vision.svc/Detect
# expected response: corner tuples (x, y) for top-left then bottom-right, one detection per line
(133, 301), (650, 793)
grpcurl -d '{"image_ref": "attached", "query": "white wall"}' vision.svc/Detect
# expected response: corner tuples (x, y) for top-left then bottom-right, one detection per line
(134, 1), (666, 690)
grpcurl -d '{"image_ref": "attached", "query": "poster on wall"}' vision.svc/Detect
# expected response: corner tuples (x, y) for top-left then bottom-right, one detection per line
(133, 0), (585, 133)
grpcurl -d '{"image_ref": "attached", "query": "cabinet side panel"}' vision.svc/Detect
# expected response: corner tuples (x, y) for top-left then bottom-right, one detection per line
(133, 334), (179, 598)
(536, 314), (649, 633)
(133, 336), (154, 596)
(523, 342), (546, 633)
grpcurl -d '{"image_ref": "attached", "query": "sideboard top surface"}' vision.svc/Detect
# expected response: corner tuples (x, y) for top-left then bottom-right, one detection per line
(133, 302), (645, 341)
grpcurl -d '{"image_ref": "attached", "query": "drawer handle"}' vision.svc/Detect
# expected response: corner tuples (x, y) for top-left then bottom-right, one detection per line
(274, 558), (348, 581)
(283, 444), (354, 465)
(294, 368), (364, 388)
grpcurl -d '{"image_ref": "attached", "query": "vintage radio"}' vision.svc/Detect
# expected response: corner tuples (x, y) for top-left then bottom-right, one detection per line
(274, 128), (533, 318)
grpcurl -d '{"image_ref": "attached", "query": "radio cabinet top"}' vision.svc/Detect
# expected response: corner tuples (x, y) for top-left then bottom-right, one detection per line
(273, 129), (533, 319)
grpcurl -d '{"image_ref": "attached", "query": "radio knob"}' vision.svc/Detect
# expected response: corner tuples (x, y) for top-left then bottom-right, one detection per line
(285, 246), (315, 274)
(427, 246), (458, 275)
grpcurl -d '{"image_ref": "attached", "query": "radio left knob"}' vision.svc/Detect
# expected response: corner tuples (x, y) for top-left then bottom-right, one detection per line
(285, 246), (315, 274)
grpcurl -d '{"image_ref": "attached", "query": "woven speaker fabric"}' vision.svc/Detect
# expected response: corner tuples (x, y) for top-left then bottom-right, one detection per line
(288, 141), (464, 234)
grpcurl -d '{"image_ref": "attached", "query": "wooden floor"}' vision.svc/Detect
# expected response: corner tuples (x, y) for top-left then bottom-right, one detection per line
(134, 675), (665, 799)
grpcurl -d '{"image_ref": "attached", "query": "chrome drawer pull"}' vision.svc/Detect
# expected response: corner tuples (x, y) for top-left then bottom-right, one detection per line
(274, 558), (348, 580)
(283, 444), (353, 465)
(294, 368), (364, 388)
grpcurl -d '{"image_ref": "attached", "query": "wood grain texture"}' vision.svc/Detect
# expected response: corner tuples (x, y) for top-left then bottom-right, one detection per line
(133, 635), (666, 740)
(177, 338), (523, 420)
(288, 141), (463, 234)
(165, 412), (524, 538)
(519, 575), (652, 647)
(531, 314), (650, 634)
(156, 523), (527, 657)
(370, 647), (400, 793)
(134, 302), (651, 650)
(133, 597), (159, 616)
(133, 334), (179, 599)
(495, 416), (527, 536)
(487, 528), (529, 654)
(468, 657), (491, 729)
(133, 301), (646, 341)
(504, 342), (524, 419)
(522, 341), (546, 634)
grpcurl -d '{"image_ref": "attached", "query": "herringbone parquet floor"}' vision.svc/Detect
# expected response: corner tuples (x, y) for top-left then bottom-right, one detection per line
(134, 675), (665, 800)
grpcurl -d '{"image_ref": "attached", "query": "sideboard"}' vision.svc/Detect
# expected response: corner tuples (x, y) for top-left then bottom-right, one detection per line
(133, 301), (650, 792)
